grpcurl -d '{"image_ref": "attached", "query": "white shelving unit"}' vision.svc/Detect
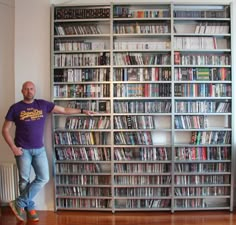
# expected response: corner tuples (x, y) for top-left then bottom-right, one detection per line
(51, 4), (113, 211)
(51, 2), (234, 212)
(172, 4), (233, 211)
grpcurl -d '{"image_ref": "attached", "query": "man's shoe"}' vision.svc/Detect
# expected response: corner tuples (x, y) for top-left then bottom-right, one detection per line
(9, 200), (26, 221)
(27, 209), (39, 222)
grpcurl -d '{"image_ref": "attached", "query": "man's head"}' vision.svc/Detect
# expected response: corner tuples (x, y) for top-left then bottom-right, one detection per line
(21, 81), (36, 103)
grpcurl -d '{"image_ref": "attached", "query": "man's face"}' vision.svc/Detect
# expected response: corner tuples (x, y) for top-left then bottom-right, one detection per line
(21, 82), (36, 101)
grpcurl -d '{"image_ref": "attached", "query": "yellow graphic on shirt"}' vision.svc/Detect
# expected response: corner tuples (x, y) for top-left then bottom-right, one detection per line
(20, 108), (43, 121)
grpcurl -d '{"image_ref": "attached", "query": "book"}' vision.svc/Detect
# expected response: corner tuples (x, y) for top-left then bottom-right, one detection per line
(196, 68), (210, 81)
(98, 101), (107, 112)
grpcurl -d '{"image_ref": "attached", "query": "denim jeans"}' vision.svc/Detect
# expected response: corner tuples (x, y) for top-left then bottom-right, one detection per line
(15, 147), (49, 210)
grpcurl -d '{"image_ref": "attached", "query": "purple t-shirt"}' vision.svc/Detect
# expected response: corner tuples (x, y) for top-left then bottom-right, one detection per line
(5, 99), (55, 149)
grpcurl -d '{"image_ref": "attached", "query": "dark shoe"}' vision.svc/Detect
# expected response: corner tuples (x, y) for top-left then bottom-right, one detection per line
(9, 200), (26, 221)
(27, 209), (39, 222)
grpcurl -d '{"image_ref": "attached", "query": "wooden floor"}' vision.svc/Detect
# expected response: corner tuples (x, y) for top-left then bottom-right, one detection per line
(0, 207), (236, 225)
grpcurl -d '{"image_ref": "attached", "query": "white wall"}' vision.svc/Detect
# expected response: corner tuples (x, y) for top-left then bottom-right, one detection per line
(14, 0), (53, 211)
(52, 0), (233, 5)
(0, 0), (235, 211)
(0, 0), (15, 162)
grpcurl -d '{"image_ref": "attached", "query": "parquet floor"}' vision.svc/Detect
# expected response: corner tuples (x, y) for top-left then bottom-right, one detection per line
(0, 207), (235, 225)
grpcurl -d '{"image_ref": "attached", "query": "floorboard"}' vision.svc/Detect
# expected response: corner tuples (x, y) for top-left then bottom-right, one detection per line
(0, 207), (235, 225)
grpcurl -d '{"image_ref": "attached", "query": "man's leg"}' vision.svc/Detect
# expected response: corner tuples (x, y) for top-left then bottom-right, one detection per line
(16, 147), (49, 221)
(22, 147), (49, 210)
(10, 148), (33, 221)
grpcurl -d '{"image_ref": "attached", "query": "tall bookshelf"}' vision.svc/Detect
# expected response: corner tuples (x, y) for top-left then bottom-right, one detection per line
(51, 3), (233, 212)
(112, 3), (172, 211)
(51, 4), (113, 211)
(172, 4), (233, 211)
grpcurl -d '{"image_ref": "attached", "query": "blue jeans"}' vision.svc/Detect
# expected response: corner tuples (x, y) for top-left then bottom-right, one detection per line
(15, 147), (49, 210)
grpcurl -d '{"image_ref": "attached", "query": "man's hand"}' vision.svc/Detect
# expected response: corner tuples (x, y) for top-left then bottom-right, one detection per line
(84, 110), (97, 116)
(12, 146), (23, 156)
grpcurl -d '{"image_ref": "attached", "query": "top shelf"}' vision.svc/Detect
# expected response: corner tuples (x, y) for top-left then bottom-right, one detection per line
(53, 4), (230, 21)
(173, 5), (230, 19)
(54, 6), (111, 20)
(113, 5), (170, 19)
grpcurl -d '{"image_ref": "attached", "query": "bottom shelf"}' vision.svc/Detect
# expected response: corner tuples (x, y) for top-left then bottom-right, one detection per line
(174, 197), (230, 209)
(55, 197), (232, 212)
(56, 198), (112, 210)
(115, 198), (171, 209)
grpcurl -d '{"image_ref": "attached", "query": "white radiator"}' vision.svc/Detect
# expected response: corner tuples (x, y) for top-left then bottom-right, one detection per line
(0, 163), (19, 204)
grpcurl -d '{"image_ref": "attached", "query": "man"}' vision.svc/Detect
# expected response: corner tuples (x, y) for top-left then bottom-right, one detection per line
(1, 81), (94, 221)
